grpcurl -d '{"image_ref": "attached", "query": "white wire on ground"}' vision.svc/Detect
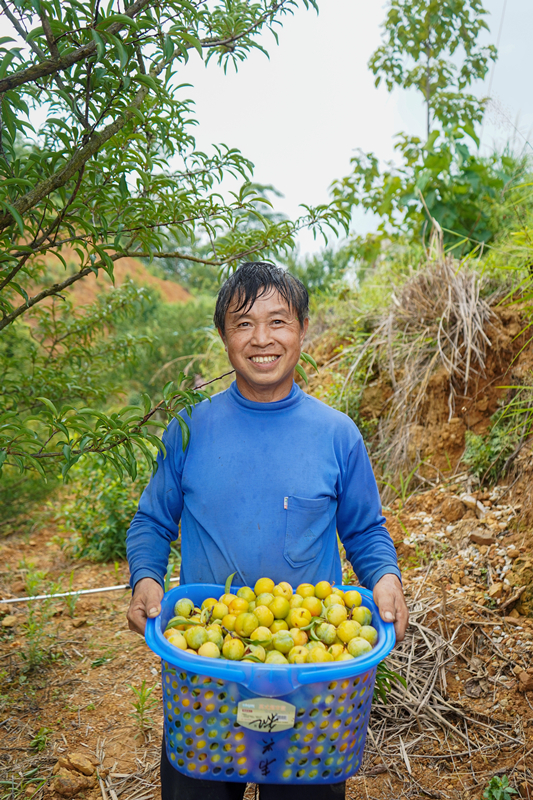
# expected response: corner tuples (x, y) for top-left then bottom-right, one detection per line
(0, 577), (181, 605)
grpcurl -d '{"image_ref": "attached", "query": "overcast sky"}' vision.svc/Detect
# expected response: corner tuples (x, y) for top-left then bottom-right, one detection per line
(179, 0), (533, 255)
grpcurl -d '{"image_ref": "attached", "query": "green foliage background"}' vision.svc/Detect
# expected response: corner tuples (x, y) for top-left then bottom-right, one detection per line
(59, 455), (153, 562)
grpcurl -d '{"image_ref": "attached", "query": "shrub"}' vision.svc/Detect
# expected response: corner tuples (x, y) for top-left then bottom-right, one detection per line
(0, 468), (59, 536)
(59, 455), (153, 562)
(462, 408), (520, 485)
(483, 776), (517, 800)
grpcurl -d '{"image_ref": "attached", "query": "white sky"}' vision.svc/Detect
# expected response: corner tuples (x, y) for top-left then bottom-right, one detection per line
(178, 0), (533, 255)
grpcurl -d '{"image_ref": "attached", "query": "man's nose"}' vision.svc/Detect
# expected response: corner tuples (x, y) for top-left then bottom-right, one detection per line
(251, 322), (273, 346)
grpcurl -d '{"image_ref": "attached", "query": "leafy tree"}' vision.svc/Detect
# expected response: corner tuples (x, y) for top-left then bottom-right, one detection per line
(331, 0), (527, 257)
(369, 0), (496, 138)
(0, 0), (347, 480)
(332, 136), (525, 254)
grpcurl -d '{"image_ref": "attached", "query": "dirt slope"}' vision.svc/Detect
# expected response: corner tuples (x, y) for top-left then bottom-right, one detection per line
(38, 249), (192, 307)
(66, 257), (192, 306)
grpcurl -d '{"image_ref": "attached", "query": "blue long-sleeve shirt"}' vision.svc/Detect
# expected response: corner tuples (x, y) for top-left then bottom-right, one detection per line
(127, 381), (400, 591)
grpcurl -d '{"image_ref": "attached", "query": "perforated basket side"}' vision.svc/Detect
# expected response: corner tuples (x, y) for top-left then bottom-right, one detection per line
(161, 662), (377, 784)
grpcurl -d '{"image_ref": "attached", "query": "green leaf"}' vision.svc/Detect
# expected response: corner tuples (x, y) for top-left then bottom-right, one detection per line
(10, 282), (29, 303)
(36, 397), (59, 417)
(134, 74), (159, 92)
(141, 393), (152, 416)
(91, 30), (106, 61)
(114, 38), (129, 70)
(166, 617), (201, 629)
(97, 13), (139, 31)
(224, 572), (236, 595)
(0, 201), (24, 235)
(162, 381), (174, 402)
(300, 351), (319, 372)
(163, 34), (174, 60)
(175, 413), (190, 450)
(295, 363), (308, 385)
(179, 31), (203, 58)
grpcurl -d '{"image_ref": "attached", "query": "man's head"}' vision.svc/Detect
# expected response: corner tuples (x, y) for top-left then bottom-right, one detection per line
(214, 261), (308, 337)
(214, 262), (309, 402)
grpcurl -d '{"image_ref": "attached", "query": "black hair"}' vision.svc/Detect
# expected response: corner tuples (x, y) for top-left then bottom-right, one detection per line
(214, 261), (309, 336)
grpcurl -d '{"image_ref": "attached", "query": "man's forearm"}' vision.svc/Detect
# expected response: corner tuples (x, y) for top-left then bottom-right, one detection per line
(126, 513), (174, 589)
(344, 525), (400, 590)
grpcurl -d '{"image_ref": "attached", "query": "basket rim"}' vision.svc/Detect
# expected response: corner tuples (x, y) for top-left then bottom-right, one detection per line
(146, 584), (395, 689)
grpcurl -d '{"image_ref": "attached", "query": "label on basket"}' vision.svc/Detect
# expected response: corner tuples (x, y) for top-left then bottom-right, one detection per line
(237, 698), (296, 733)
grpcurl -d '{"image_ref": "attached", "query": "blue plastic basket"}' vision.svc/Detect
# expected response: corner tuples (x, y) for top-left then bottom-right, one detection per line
(145, 584), (395, 785)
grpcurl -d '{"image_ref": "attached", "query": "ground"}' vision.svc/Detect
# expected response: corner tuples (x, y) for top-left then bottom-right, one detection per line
(0, 483), (531, 800)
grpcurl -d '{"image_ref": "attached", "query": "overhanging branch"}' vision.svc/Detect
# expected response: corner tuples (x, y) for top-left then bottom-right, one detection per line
(0, 251), (126, 333)
(0, 0), (152, 94)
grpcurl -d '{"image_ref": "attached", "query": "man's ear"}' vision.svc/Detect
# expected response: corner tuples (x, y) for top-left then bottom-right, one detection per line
(300, 317), (309, 342)
(217, 328), (227, 350)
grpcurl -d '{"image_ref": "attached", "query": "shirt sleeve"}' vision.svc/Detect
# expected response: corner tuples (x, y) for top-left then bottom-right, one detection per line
(126, 420), (185, 590)
(336, 434), (401, 590)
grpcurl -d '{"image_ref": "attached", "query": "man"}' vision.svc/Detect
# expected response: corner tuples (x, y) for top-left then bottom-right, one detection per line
(127, 261), (408, 800)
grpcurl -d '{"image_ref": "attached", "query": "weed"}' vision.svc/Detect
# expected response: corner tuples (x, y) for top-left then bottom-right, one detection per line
(91, 655), (112, 668)
(374, 661), (406, 703)
(129, 681), (159, 733)
(403, 542), (430, 569)
(20, 562), (58, 671)
(483, 776), (517, 800)
(462, 407), (520, 485)
(29, 727), (53, 752)
(0, 767), (45, 800)
(379, 461), (426, 512)
(169, 541), (182, 571)
(63, 571), (79, 618)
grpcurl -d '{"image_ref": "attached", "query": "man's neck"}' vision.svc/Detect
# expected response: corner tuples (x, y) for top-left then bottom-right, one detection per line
(234, 373), (294, 403)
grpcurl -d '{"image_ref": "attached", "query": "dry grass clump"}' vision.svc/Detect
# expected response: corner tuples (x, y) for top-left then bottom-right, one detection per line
(339, 229), (496, 492)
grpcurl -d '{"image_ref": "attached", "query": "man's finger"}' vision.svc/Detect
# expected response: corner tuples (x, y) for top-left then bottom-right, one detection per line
(394, 601), (409, 642)
(380, 607), (395, 623)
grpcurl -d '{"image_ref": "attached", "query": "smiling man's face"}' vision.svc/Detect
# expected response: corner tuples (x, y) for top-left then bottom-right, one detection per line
(219, 288), (308, 402)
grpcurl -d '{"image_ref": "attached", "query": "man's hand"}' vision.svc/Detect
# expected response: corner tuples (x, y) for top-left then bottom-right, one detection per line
(127, 577), (164, 635)
(373, 573), (409, 643)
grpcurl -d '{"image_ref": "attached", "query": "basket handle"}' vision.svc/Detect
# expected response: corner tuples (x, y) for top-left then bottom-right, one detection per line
(242, 665), (303, 697)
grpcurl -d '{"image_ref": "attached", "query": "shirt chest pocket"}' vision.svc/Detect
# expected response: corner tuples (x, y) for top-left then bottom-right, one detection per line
(283, 495), (332, 569)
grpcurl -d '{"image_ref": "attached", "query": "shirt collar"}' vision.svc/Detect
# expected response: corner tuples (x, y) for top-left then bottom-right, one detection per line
(227, 380), (304, 412)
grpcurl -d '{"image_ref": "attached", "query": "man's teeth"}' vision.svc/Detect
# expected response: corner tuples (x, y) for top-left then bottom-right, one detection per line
(251, 355), (279, 363)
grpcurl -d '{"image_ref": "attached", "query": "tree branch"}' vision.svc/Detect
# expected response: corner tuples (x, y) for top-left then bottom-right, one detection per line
(7, 370), (236, 461)
(0, 1), (292, 230)
(0, 251), (126, 332)
(0, 0), (153, 94)
(0, 0), (289, 95)
(0, 0), (87, 126)
(0, 84), (149, 231)
(128, 250), (221, 266)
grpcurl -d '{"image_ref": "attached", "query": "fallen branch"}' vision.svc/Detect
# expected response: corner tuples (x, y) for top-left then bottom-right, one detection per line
(500, 585), (527, 612)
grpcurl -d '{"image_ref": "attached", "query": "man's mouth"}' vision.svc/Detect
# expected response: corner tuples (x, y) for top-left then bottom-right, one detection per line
(250, 355), (280, 363)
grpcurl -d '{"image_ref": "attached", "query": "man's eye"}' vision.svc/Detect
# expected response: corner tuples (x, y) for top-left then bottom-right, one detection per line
(272, 319), (285, 325)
